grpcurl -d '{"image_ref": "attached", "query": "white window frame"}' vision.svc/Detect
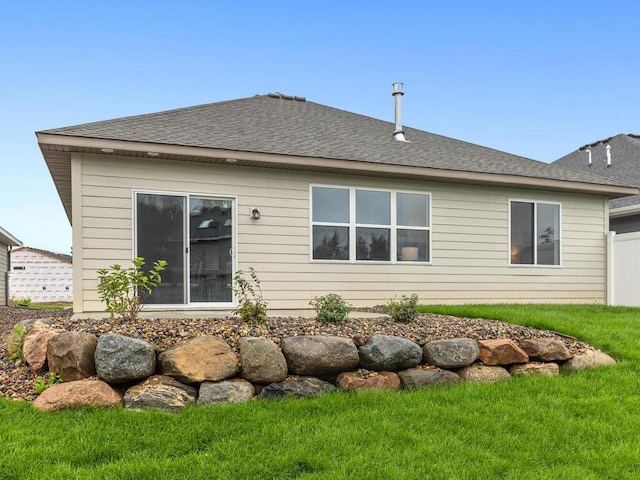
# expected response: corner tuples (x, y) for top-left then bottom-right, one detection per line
(508, 199), (562, 268)
(309, 184), (432, 264)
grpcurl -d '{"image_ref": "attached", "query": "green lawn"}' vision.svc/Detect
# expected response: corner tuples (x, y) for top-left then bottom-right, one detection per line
(1, 304), (639, 479)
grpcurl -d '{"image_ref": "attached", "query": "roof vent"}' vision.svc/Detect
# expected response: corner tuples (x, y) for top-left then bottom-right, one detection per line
(267, 92), (306, 102)
(606, 144), (612, 166)
(391, 82), (407, 142)
(586, 148), (592, 165)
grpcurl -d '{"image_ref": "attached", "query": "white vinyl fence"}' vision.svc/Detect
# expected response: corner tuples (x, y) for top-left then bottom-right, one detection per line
(610, 231), (640, 307)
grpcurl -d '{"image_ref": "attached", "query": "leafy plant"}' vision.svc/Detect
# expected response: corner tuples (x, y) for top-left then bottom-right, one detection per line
(310, 293), (352, 323)
(97, 257), (167, 321)
(7, 324), (27, 364)
(384, 294), (419, 323)
(230, 267), (268, 324)
(14, 297), (32, 308)
(34, 373), (62, 394)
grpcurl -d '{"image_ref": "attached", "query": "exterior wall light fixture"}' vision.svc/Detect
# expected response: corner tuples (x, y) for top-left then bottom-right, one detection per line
(250, 207), (261, 220)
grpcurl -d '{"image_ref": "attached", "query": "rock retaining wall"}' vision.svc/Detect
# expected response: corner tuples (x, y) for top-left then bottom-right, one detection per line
(12, 321), (616, 412)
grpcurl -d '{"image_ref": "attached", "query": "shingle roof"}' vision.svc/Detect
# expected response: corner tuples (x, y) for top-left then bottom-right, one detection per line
(553, 134), (640, 208)
(40, 93), (629, 187)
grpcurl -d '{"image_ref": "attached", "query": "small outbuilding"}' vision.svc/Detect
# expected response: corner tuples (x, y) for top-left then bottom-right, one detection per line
(0, 226), (22, 306)
(9, 247), (73, 303)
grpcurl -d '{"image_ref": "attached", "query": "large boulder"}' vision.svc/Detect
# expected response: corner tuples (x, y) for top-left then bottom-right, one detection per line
(22, 321), (63, 372)
(258, 377), (336, 399)
(510, 362), (559, 377)
(336, 371), (401, 391)
(459, 365), (511, 383)
(94, 333), (157, 384)
(562, 349), (616, 371)
(519, 338), (572, 362)
(280, 336), (359, 376)
(478, 339), (528, 366)
(124, 375), (197, 412)
(238, 337), (287, 384)
(198, 379), (255, 406)
(358, 335), (423, 371)
(397, 367), (460, 388)
(46, 332), (98, 381)
(423, 338), (479, 368)
(32, 380), (123, 411)
(159, 336), (239, 383)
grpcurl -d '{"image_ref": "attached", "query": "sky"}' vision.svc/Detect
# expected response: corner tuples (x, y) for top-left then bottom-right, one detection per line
(1, 1), (639, 255)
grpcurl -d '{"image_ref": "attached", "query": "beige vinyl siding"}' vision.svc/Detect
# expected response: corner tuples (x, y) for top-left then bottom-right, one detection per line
(0, 244), (7, 306)
(75, 153), (609, 312)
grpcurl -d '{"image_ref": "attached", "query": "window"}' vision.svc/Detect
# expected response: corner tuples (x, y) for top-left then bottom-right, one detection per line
(311, 185), (430, 263)
(510, 200), (560, 266)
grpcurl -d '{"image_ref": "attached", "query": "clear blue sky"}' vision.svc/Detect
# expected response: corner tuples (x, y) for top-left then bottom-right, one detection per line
(1, 1), (638, 254)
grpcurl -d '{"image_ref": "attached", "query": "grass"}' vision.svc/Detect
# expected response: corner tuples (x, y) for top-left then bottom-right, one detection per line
(1, 304), (640, 479)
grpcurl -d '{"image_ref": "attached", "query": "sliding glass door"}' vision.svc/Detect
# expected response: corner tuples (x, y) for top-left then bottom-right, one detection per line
(135, 192), (234, 306)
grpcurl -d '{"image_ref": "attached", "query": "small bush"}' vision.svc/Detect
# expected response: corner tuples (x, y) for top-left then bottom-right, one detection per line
(7, 324), (27, 365)
(310, 294), (352, 323)
(384, 294), (419, 323)
(34, 373), (62, 394)
(97, 257), (167, 321)
(14, 298), (32, 308)
(231, 267), (268, 324)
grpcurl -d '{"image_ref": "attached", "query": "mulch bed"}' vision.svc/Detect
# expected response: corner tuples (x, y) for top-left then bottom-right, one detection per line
(0, 306), (587, 402)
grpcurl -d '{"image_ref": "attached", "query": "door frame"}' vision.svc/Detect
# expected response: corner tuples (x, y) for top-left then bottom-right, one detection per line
(132, 189), (238, 309)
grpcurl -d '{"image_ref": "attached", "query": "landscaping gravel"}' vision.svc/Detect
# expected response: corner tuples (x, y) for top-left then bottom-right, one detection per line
(0, 306), (587, 402)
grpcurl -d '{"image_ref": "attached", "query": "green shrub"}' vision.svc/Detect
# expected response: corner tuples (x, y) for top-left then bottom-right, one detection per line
(384, 294), (419, 323)
(7, 324), (27, 365)
(231, 267), (268, 324)
(310, 293), (352, 323)
(34, 373), (62, 394)
(14, 298), (32, 308)
(97, 257), (167, 321)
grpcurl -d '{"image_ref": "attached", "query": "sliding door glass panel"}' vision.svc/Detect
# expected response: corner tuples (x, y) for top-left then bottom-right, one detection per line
(136, 193), (186, 304)
(189, 197), (233, 302)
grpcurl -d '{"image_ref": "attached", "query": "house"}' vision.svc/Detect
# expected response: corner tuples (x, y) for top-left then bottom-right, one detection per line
(0, 226), (22, 306)
(553, 134), (640, 233)
(36, 89), (638, 313)
(9, 247), (73, 303)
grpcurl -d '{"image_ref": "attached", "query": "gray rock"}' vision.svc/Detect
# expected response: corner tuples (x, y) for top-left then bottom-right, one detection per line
(258, 377), (336, 399)
(159, 336), (239, 383)
(198, 379), (255, 406)
(358, 335), (423, 371)
(47, 331), (98, 381)
(124, 375), (197, 412)
(281, 336), (359, 376)
(95, 333), (157, 384)
(562, 349), (616, 371)
(459, 364), (511, 383)
(520, 338), (572, 362)
(398, 367), (460, 388)
(424, 338), (479, 368)
(239, 337), (287, 384)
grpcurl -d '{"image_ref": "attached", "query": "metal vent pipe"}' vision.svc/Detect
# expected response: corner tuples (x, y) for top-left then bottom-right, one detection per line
(392, 82), (406, 141)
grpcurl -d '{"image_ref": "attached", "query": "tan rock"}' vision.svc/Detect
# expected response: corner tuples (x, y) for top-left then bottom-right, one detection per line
(510, 362), (559, 376)
(46, 332), (98, 381)
(336, 371), (401, 391)
(33, 380), (123, 411)
(124, 375), (197, 412)
(459, 364), (511, 383)
(159, 336), (239, 383)
(563, 349), (616, 371)
(22, 322), (63, 372)
(478, 339), (528, 366)
(520, 338), (572, 362)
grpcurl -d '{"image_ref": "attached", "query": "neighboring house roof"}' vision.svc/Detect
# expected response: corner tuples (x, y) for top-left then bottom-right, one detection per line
(553, 134), (640, 212)
(12, 246), (72, 264)
(0, 226), (22, 247)
(37, 93), (638, 222)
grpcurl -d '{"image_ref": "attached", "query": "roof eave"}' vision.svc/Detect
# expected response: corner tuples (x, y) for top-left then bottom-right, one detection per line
(0, 226), (22, 247)
(610, 203), (640, 218)
(38, 133), (639, 219)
